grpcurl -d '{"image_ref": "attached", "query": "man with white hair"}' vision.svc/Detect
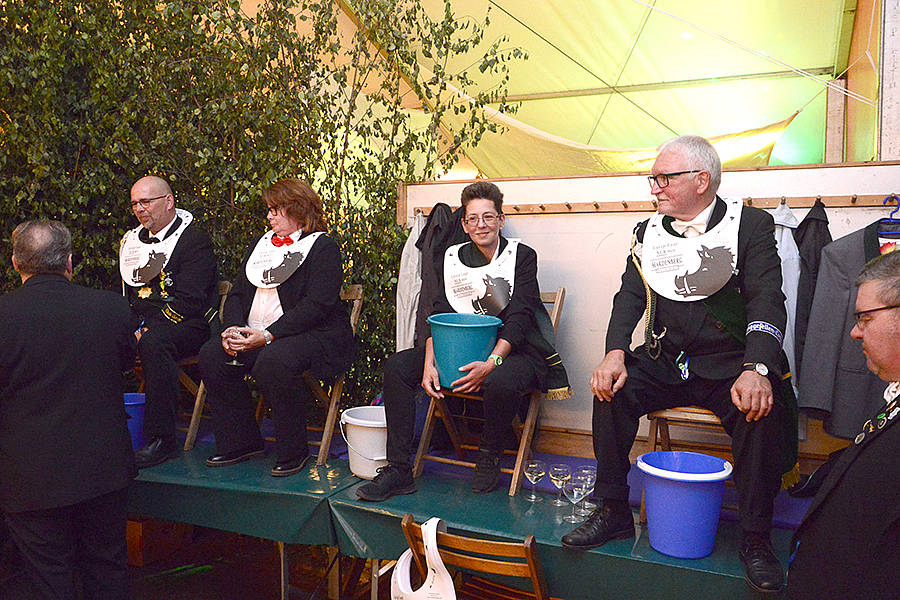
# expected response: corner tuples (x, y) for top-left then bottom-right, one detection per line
(121, 175), (217, 468)
(563, 136), (791, 593)
(787, 250), (900, 599)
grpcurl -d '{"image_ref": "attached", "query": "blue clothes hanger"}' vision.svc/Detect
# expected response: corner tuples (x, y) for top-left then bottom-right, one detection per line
(877, 194), (900, 238)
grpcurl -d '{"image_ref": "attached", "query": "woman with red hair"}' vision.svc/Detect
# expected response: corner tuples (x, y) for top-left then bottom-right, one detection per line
(198, 178), (356, 476)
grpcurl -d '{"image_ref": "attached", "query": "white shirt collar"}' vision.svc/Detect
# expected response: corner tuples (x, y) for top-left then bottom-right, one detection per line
(671, 200), (716, 236)
(884, 381), (900, 404)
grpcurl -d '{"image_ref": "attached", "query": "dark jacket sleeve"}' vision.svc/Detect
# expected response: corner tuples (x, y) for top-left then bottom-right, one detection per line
(738, 208), (787, 370)
(605, 222), (649, 354)
(162, 226), (217, 322)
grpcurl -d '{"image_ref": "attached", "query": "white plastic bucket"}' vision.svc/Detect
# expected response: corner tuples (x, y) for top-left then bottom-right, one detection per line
(340, 406), (388, 480)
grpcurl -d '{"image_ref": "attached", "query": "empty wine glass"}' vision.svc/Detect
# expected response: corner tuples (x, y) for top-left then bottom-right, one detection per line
(573, 466), (597, 515)
(523, 459), (546, 503)
(563, 477), (588, 523)
(548, 464), (571, 507)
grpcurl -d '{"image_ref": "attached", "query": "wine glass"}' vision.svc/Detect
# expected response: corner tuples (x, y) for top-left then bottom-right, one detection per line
(522, 459), (546, 503)
(563, 477), (588, 523)
(573, 466), (597, 515)
(225, 330), (248, 367)
(548, 464), (571, 507)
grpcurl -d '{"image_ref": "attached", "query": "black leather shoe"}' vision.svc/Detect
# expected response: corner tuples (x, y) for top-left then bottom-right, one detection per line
(270, 454), (312, 477)
(205, 446), (265, 468)
(739, 532), (784, 593)
(561, 501), (635, 550)
(135, 437), (179, 469)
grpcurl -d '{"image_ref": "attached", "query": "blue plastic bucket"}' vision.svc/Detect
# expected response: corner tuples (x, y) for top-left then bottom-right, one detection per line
(124, 393), (146, 450)
(637, 451), (733, 559)
(427, 313), (502, 387)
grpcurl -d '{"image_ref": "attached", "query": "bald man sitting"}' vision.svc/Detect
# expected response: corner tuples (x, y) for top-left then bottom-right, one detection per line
(120, 176), (217, 468)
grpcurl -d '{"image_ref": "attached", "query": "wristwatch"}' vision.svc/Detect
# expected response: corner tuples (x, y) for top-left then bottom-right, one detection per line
(488, 354), (503, 367)
(742, 362), (769, 377)
(263, 330), (274, 345)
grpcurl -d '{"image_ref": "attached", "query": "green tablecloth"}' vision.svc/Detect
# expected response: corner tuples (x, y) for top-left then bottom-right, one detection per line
(128, 444), (360, 545)
(329, 476), (793, 600)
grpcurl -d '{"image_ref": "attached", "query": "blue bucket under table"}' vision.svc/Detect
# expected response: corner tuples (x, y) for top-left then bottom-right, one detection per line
(329, 476), (794, 600)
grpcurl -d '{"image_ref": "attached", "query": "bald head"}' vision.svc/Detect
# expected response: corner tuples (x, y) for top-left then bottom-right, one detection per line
(130, 176), (176, 234)
(11, 220), (73, 282)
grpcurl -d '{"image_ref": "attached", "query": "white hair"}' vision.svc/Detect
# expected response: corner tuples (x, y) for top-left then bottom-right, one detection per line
(658, 135), (722, 194)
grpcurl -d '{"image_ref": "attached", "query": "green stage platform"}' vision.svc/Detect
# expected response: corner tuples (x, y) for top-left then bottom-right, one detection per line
(127, 442), (359, 546)
(128, 444), (793, 599)
(330, 476), (793, 600)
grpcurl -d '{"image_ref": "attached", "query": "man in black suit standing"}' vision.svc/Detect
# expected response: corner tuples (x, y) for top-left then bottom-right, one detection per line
(562, 136), (790, 593)
(0, 221), (136, 599)
(788, 250), (900, 599)
(122, 176), (217, 467)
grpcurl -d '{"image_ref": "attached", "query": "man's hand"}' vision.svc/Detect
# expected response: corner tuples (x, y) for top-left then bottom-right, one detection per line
(450, 360), (494, 394)
(591, 349), (628, 401)
(421, 359), (444, 399)
(730, 370), (773, 421)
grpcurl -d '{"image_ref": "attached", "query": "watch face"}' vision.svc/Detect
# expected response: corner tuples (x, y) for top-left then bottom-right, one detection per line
(755, 363), (768, 377)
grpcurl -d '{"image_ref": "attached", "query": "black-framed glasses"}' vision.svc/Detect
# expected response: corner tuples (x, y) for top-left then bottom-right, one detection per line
(130, 194), (168, 209)
(463, 213), (500, 226)
(853, 304), (900, 328)
(647, 170), (700, 189)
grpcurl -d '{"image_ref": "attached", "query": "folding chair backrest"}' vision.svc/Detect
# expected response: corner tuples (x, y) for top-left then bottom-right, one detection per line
(340, 284), (363, 335)
(400, 514), (549, 600)
(540, 287), (565, 333)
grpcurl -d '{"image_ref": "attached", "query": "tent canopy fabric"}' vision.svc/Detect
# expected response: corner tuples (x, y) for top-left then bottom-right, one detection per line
(310, 1), (868, 176)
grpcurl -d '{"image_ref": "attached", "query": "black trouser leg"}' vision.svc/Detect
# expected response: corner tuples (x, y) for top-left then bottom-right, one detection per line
(139, 319), (209, 440)
(72, 488), (130, 600)
(701, 379), (785, 534)
(383, 347), (427, 467)
(592, 357), (675, 502)
(252, 334), (323, 463)
(5, 487), (129, 600)
(478, 354), (539, 455)
(198, 338), (262, 454)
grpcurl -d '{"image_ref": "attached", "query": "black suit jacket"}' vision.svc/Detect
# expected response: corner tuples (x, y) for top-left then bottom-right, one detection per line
(788, 397), (899, 599)
(125, 219), (218, 328)
(223, 232), (356, 378)
(606, 198), (786, 381)
(0, 275), (137, 512)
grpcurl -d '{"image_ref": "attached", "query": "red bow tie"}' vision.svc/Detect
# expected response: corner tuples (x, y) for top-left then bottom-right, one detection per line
(271, 235), (294, 247)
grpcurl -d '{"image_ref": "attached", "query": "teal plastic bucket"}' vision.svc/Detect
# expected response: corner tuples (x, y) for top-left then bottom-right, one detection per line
(427, 313), (502, 388)
(124, 393), (146, 450)
(637, 451), (733, 559)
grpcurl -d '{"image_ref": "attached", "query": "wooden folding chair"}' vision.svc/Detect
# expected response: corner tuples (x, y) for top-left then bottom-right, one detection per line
(399, 513), (557, 600)
(244, 285), (364, 466)
(413, 287), (566, 496)
(640, 406), (725, 522)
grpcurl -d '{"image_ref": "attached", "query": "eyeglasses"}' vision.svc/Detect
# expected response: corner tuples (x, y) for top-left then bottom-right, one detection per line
(853, 304), (900, 328)
(130, 195), (168, 209)
(647, 170), (700, 189)
(463, 213), (500, 226)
